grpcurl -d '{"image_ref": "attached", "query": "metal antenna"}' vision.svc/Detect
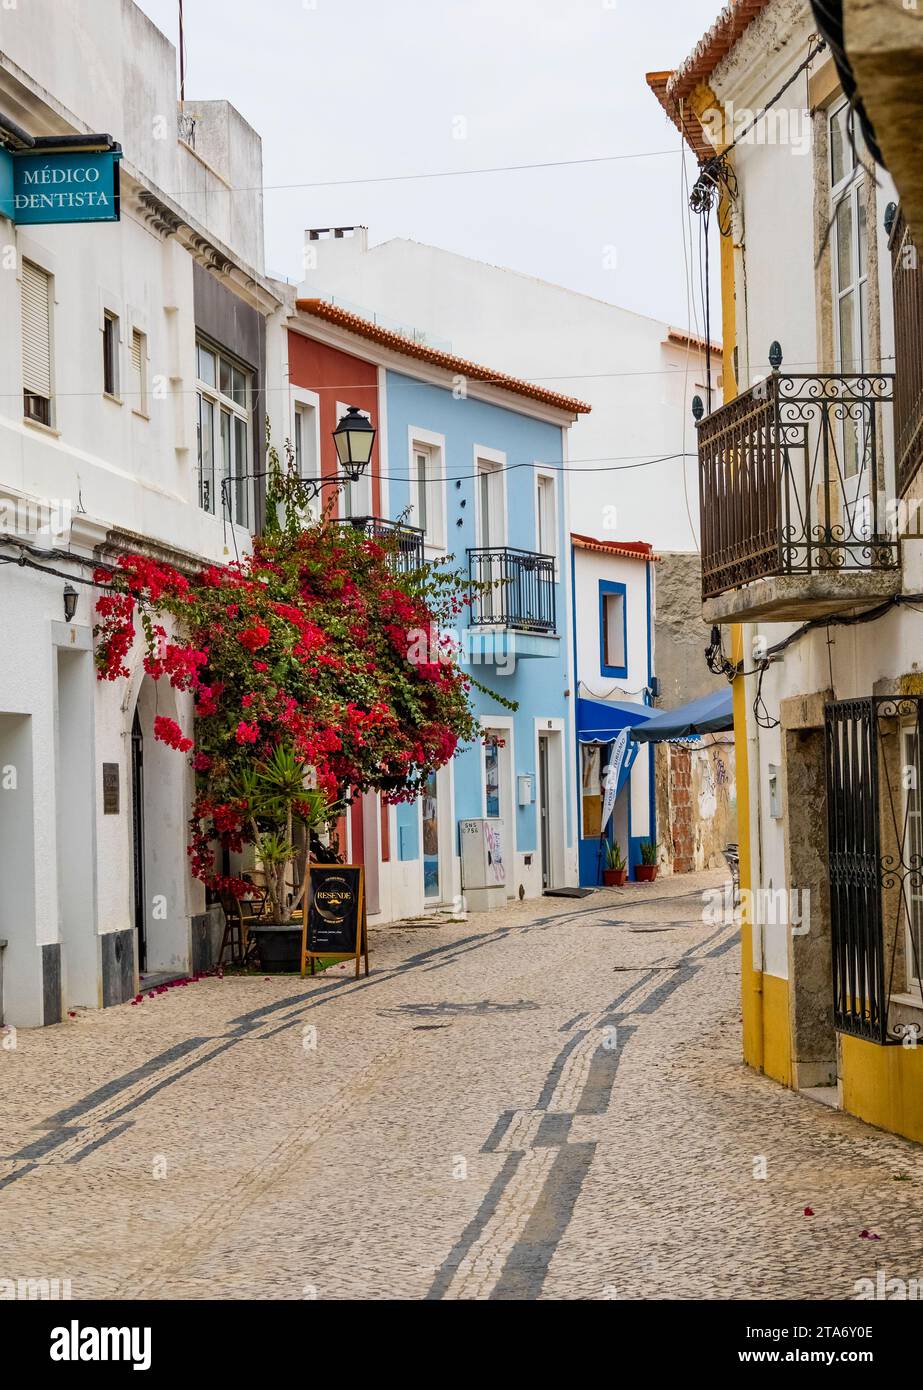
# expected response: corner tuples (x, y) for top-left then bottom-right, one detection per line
(178, 0), (186, 104)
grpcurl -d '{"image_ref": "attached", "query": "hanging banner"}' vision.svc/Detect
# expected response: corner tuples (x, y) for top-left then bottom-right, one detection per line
(600, 728), (636, 832)
(10, 149), (121, 225)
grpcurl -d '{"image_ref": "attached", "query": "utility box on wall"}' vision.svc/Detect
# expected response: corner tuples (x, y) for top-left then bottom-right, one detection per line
(517, 774), (535, 806)
(459, 818), (506, 911)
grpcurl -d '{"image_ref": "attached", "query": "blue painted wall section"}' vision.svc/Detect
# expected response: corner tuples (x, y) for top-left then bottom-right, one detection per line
(573, 551), (657, 886)
(384, 371), (575, 884)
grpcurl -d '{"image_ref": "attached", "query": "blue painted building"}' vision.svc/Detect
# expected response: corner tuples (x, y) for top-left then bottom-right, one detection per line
(570, 534), (659, 885)
(281, 298), (588, 919)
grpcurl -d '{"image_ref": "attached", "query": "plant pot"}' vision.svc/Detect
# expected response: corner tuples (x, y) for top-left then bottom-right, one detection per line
(603, 868), (628, 887)
(248, 923), (302, 973)
(635, 864), (658, 882)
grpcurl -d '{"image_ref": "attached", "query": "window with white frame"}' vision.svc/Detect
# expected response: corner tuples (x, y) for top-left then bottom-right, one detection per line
(338, 401), (373, 518)
(476, 457), (504, 548)
(293, 397), (320, 519)
(197, 339), (252, 528)
(829, 96), (870, 477)
(902, 724), (923, 991)
(536, 472), (557, 560)
(410, 435), (445, 547)
(102, 311), (120, 399)
(129, 327), (148, 416)
(21, 260), (53, 426)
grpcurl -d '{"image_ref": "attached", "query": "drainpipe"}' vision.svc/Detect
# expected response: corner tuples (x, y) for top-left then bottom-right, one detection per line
(691, 83), (764, 1073)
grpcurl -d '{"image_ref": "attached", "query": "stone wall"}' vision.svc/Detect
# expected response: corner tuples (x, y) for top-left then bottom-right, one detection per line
(656, 737), (737, 876)
(655, 552), (727, 706)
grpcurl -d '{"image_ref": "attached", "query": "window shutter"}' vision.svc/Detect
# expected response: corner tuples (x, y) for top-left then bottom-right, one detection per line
(21, 262), (51, 399)
(130, 329), (142, 378)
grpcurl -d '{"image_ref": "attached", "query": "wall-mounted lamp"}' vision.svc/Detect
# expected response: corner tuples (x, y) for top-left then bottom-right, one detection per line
(63, 583), (78, 622)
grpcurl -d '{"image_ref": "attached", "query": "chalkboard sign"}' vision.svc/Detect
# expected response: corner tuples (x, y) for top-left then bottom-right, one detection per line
(301, 864), (369, 977)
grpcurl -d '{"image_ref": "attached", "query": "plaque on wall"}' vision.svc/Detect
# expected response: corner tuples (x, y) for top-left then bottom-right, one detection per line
(102, 762), (120, 814)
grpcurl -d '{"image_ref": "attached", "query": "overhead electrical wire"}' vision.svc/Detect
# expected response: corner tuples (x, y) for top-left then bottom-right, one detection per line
(159, 148), (684, 201)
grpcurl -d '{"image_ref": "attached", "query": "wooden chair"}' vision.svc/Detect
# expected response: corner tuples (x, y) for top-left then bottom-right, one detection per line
(218, 891), (260, 967)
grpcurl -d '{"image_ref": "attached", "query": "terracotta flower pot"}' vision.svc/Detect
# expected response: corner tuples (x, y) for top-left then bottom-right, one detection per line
(635, 864), (658, 882)
(603, 868), (628, 887)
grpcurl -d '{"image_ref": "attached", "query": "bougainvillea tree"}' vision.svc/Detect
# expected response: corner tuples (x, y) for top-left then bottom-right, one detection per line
(93, 452), (494, 920)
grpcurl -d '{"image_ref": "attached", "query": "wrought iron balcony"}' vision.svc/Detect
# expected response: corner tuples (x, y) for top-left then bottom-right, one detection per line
(340, 515), (425, 573)
(467, 546), (556, 633)
(697, 357), (901, 622)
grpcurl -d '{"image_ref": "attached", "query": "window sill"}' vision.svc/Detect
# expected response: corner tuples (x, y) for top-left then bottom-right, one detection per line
(132, 408), (150, 422)
(890, 990), (923, 1012)
(22, 416), (61, 438)
(103, 392), (123, 407)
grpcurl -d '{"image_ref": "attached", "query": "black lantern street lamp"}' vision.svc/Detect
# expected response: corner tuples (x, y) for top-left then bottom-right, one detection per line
(63, 583), (78, 622)
(332, 406), (376, 482)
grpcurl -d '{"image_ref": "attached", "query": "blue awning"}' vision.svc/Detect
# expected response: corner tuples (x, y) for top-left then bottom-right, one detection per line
(629, 688), (733, 743)
(576, 696), (655, 744)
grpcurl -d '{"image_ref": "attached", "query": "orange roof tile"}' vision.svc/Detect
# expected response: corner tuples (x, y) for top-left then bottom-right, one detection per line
(294, 298), (591, 416)
(571, 533), (660, 562)
(646, 0), (774, 159)
(666, 327), (723, 356)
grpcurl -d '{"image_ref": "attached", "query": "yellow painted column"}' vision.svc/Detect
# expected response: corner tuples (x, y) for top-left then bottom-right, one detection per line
(691, 84), (763, 1072)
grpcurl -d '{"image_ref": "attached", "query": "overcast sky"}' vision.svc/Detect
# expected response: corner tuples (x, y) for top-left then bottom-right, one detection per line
(135, 0), (722, 332)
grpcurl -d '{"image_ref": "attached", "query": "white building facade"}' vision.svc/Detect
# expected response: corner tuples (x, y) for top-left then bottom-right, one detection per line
(0, 0), (280, 1026)
(651, 0), (923, 1141)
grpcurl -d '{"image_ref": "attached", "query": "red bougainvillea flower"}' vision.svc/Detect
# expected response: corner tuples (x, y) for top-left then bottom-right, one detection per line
(238, 623), (271, 652)
(153, 715), (193, 752)
(92, 508), (484, 902)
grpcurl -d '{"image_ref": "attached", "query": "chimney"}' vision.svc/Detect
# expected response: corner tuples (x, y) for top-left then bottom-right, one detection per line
(302, 225), (368, 285)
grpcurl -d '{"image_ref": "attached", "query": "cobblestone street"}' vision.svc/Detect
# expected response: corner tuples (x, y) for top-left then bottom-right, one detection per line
(3, 869), (923, 1301)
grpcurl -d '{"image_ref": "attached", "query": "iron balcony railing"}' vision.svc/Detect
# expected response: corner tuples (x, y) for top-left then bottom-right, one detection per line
(889, 204), (923, 497)
(697, 364), (899, 601)
(467, 546), (556, 633)
(340, 516), (425, 573)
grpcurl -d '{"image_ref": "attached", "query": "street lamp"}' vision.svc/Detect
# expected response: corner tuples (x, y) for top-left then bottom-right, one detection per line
(63, 583), (78, 622)
(332, 406), (376, 481)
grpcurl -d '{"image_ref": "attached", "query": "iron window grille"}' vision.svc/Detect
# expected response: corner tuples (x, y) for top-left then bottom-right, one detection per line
(825, 695), (923, 1044)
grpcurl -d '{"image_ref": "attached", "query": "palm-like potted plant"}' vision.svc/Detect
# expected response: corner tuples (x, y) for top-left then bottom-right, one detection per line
(602, 839), (627, 887)
(237, 745), (338, 971)
(636, 839), (659, 882)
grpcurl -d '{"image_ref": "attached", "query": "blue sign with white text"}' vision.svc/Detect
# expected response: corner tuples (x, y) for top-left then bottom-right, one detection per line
(11, 149), (120, 225)
(0, 147), (13, 224)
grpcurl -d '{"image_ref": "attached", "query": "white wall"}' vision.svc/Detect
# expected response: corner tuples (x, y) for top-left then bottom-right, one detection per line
(301, 232), (716, 552)
(0, 0), (268, 1022)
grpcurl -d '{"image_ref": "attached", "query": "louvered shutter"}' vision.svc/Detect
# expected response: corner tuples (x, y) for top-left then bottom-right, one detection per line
(21, 261), (51, 399)
(129, 329), (143, 404)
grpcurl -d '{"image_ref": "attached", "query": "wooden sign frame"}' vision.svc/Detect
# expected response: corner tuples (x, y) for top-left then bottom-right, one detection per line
(300, 863), (369, 978)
